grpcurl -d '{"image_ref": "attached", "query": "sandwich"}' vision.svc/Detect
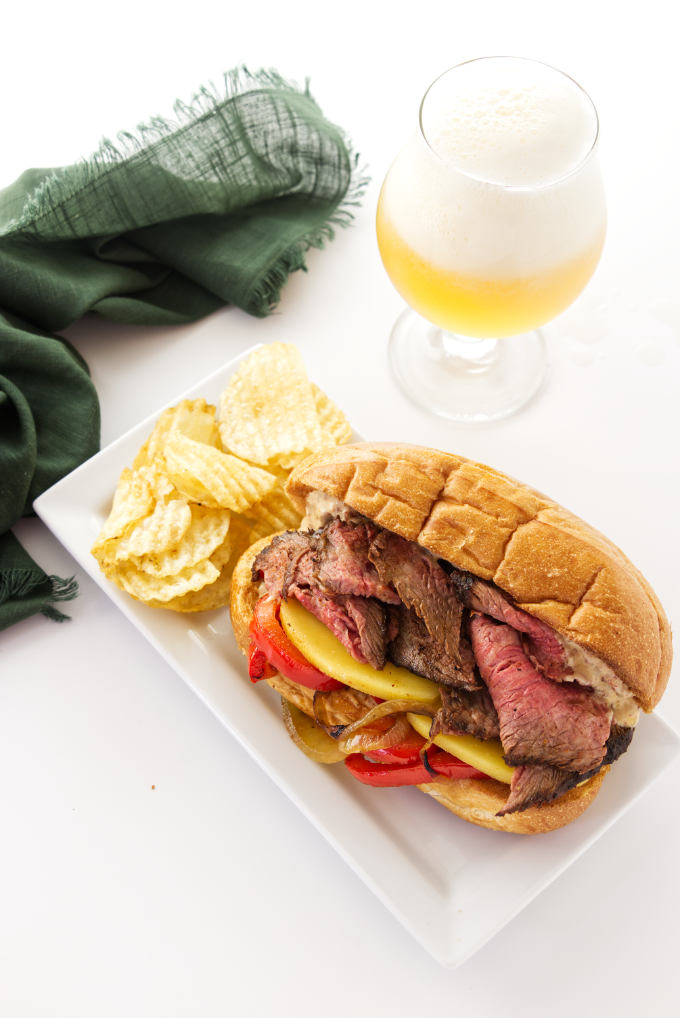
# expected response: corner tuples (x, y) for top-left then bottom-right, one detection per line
(229, 443), (672, 834)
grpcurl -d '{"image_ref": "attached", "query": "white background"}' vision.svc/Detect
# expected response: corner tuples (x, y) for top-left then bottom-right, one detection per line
(1, 2), (679, 1015)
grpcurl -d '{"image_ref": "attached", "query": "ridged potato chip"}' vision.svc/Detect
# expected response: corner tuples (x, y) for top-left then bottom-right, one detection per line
(92, 468), (155, 549)
(114, 557), (220, 603)
(146, 534), (235, 612)
(91, 465), (173, 571)
(311, 383), (352, 447)
(131, 506), (231, 577)
(113, 496), (193, 562)
(163, 431), (278, 511)
(133, 398), (218, 470)
(246, 482), (303, 532)
(218, 343), (323, 466)
(226, 512), (275, 559)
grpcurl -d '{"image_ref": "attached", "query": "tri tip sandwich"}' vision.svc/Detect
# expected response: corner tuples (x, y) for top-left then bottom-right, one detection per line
(229, 443), (672, 834)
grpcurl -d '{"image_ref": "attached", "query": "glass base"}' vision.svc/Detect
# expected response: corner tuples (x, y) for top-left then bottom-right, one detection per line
(388, 308), (548, 423)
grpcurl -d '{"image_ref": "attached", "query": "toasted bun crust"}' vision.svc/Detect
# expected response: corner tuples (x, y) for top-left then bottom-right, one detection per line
(229, 537), (606, 835)
(416, 769), (606, 834)
(285, 443), (672, 712)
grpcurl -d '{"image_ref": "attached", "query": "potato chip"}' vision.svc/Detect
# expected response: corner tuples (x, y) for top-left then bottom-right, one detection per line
(246, 482), (303, 532)
(162, 431), (278, 511)
(266, 449), (309, 471)
(267, 385), (351, 471)
(131, 506), (231, 577)
(210, 531), (235, 569)
(226, 512), (274, 559)
(92, 467), (155, 549)
(311, 383), (352, 447)
(144, 530), (235, 612)
(148, 572), (230, 612)
(150, 560), (231, 611)
(113, 557), (220, 603)
(91, 466), (169, 572)
(133, 398), (218, 470)
(218, 343), (323, 466)
(113, 495), (193, 561)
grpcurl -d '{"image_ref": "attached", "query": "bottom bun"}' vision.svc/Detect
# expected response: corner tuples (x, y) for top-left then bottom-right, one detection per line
(417, 769), (606, 835)
(229, 536), (606, 835)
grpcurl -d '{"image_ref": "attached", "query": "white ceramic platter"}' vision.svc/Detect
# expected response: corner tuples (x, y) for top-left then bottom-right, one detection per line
(34, 346), (680, 968)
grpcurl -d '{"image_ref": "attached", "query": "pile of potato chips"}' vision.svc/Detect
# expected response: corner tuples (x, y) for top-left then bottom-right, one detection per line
(91, 344), (351, 612)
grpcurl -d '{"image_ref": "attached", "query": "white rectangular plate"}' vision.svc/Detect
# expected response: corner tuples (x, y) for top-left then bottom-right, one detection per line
(34, 346), (680, 968)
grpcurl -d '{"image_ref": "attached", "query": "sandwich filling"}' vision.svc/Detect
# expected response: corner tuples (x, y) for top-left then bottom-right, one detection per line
(252, 496), (637, 815)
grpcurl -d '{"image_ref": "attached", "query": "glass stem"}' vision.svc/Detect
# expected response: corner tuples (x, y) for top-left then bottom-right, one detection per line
(437, 331), (500, 371)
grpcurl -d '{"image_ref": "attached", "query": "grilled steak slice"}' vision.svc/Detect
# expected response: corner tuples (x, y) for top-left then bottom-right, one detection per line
(388, 604), (480, 690)
(368, 530), (466, 668)
(430, 683), (500, 741)
(343, 596), (391, 671)
(449, 568), (569, 680)
(468, 613), (611, 774)
(252, 522), (399, 605)
(602, 722), (635, 766)
(497, 764), (577, 815)
(498, 721), (636, 815)
(252, 530), (312, 595)
(314, 520), (401, 603)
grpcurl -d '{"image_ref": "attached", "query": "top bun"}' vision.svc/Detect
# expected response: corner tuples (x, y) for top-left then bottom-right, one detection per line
(286, 443), (672, 712)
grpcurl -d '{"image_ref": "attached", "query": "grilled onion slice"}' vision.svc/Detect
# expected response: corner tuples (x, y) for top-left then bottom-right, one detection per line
(281, 698), (347, 763)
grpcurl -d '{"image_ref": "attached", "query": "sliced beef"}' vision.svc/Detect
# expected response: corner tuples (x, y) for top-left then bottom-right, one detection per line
(252, 530), (311, 596)
(468, 613), (611, 774)
(602, 723), (635, 766)
(252, 522), (398, 604)
(343, 596), (391, 671)
(498, 764), (577, 815)
(449, 568), (569, 680)
(430, 684), (500, 741)
(387, 605), (479, 690)
(368, 530), (466, 669)
(314, 520), (401, 604)
(498, 721), (636, 815)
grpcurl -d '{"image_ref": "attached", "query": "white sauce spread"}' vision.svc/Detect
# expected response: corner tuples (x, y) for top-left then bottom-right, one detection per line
(301, 491), (360, 530)
(558, 639), (639, 727)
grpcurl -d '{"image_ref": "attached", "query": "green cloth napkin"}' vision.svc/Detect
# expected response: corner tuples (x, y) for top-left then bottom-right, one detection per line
(0, 68), (365, 632)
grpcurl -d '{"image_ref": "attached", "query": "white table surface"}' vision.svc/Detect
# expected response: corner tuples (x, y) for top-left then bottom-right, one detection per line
(2, 2), (678, 1015)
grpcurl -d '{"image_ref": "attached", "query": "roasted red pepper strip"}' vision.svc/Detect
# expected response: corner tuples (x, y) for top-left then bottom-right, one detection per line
(345, 744), (488, 786)
(249, 596), (344, 691)
(248, 643), (277, 681)
(344, 753), (432, 787)
(427, 748), (487, 780)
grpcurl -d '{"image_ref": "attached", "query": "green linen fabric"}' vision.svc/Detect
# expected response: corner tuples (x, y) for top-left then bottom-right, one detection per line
(0, 68), (364, 632)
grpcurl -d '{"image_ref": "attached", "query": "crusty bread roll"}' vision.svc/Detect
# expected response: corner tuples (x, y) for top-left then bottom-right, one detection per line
(229, 443), (671, 834)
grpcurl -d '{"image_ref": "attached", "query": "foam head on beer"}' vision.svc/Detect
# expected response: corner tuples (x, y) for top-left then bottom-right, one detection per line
(421, 57), (598, 187)
(376, 57), (606, 337)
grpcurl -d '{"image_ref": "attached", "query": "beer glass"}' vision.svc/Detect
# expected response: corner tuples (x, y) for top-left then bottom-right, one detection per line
(376, 57), (606, 422)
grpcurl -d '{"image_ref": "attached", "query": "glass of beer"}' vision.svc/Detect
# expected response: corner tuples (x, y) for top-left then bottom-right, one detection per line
(376, 56), (606, 422)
